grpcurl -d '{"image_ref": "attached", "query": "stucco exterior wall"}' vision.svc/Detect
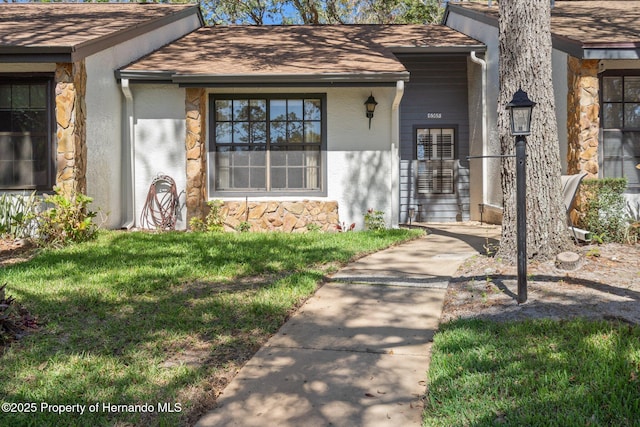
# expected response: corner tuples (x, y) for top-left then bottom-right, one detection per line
(326, 86), (395, 229)
(84, 13), (201, 228)
(132, 85), (397, 230)
(131, 84), (188, 229)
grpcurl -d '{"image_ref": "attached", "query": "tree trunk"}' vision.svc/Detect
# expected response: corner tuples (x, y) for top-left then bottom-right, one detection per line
(497, 0), (573, 262)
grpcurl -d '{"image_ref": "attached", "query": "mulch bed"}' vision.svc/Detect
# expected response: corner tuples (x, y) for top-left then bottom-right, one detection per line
(442, 243), (640, 324)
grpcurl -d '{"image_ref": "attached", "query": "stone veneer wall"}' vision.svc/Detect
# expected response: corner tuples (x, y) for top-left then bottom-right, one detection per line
(55, 61), (87, 196)
(185, 88), (207, 224)
(220, 200), (339, 232)
(567, 57), (601, 223)
(567, 56), (600, 178)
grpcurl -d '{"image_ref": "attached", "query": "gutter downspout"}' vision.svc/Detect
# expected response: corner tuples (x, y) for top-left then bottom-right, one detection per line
(470, 51), (488, 209)
(120, 79), (136, 230)
(391, 80), (405, 228)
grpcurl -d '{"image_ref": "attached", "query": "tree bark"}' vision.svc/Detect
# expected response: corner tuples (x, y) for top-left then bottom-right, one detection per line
(497, 0), (573, 262)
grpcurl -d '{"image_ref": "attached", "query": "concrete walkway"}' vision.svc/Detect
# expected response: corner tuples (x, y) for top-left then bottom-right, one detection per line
(195, 223), (500, 427)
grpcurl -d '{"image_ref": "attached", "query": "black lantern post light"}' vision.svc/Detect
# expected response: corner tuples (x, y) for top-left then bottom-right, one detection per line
(364, 94), (377, 129)
(506, 88), (536, 304)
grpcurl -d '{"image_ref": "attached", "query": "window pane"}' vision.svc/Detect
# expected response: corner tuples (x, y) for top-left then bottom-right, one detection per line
(232, 167), (249, 188)
(624, 103), (640, 128)
(11, 85), (29, 109)
(270, 100), (287, 121)
(249, 149), (266, 167)
(0, 135), (14, 161)
(271, 148), (286, 167)
(30, 84), (46, 108)
(0, 85), (10, 109)
(603, 157), (622, 178)
(287, 168), (303, 189)
(233, 122), (249, 143)
(249, 166), (266, 189)
(288, 99), (303, 120)
(15, 135), (33, 160)
(603, 131), (623, 157)
(14, 161), (35, 186)
(215, 100), (232, 121)
(270, 122), (287, 144)
(0, 161), (12, 186)
(304, 121), (321, 143)
(232, 148), (250, 166)
(603, 77), (623, 102)
(603, 103), (623, 128)
(304, 99), (321, 120)
(250, 122), (266, 144)
(12, 110), (47, 133)
(216, 122), (232, 143)
(271, 168), (286, 189)
(250, 99), (266, 121)
(0, 111), (10, 132)
(623, 132), (640, 157)
(233, 99), (249, 121)
(288, 121), (303, 143)
(623, 157), (640, 185)
(624, 77), (640, 102)
(214, 149), (230, 189)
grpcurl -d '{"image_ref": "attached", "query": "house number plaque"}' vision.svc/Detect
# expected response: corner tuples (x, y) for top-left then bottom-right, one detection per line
(426, 112), (442, 119)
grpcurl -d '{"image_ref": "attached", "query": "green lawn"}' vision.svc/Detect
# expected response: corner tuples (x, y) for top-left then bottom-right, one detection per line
(424, 318), (640, 427)
(0, 228), (422, 426)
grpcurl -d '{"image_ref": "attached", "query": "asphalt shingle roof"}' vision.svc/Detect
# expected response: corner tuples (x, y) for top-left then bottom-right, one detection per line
(120, 24), (483, 80)
(450, 1), (640, 47)
(0, 4), (199, 56)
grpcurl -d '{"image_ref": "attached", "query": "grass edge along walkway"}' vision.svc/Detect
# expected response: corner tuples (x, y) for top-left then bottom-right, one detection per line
(0, 228), (423, 427)
(424, 317), (640, 427)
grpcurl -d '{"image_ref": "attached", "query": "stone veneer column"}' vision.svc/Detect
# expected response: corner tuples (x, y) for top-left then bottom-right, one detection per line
(567, 56), (600, 177)
(55, 61), (87, 195)
(185, 88), (207, 223)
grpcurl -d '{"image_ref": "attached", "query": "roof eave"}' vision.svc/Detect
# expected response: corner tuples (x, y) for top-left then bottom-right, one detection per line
(390, 45), (486, 54)
(117, 71), (411, 86)
(553, 35), (640, 60)
(0, 46), (72, 63)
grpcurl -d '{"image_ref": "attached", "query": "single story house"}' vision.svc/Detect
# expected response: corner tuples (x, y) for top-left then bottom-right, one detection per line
(2, 2), (638, 232)
(444, 0), (640, 222)
(117, 24), (485, 230)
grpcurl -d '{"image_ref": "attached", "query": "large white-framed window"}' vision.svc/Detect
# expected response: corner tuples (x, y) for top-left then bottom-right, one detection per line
(209, 94), (325, 196)
(416, 127), (455, 194)
(0, 76), (54, 190)
(601, 73), (640, 191)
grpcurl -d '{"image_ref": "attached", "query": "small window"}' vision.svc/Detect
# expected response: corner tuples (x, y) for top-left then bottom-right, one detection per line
(209, 95), (324, 195)
(416, 128), (455, 194)
(0, 77), (54, 190)
(601, 74), (640, 189)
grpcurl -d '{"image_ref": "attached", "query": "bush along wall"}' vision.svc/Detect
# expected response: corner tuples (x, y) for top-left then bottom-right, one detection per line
(578, 178), (628, 243)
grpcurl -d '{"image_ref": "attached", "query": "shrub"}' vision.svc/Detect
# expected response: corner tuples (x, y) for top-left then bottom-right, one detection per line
(190, 200), (226, 232)
(35, 187), (98, 247)
(0, 191), (39, 239)
(579, 178), (628, 243)
(364, 208), (386, 231)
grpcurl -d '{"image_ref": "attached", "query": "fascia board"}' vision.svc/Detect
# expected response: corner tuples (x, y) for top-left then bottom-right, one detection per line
(171, 72), (411, 85)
